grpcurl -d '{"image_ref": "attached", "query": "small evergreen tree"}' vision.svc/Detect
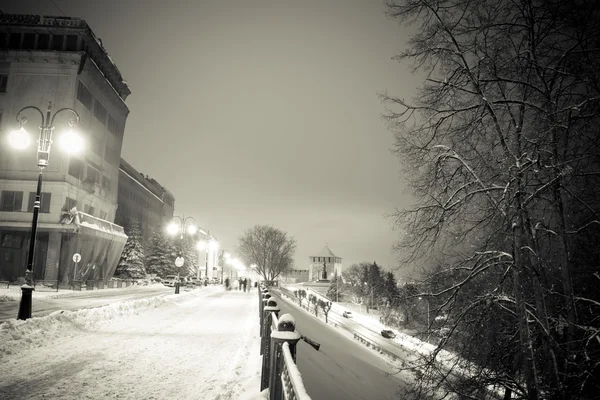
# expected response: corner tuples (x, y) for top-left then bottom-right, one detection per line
(181, 237), (199, 277)
(115, 219), (146, 279)
(146, 231), (177, 277)
(382, 271), (400, 307)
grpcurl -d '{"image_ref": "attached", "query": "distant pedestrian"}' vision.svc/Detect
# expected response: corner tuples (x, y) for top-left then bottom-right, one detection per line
(225, 277), (230, 290)
(242, 278), (247, 292)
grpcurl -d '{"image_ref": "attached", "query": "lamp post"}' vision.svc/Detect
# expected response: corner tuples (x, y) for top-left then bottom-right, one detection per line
(10, 102), (83, 320)
(167, 215), (197, 294)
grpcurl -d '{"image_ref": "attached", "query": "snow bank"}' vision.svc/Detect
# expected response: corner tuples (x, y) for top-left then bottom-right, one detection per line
(0, 289), (199, 359)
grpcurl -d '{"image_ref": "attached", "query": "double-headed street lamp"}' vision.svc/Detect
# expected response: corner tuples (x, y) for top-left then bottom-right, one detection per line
(10, 102), (83, 320)
(166, 215), (197, 293)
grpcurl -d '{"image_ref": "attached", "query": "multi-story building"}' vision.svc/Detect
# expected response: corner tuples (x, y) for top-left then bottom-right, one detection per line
(115, 158), (175, 250)
(0, 14), (130, 283)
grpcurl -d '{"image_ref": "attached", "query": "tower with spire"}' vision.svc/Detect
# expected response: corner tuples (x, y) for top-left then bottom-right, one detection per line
(308, 244), (342, 282)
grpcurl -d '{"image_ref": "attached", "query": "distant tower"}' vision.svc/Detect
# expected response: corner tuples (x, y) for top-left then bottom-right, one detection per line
(308, 244), (342, 281)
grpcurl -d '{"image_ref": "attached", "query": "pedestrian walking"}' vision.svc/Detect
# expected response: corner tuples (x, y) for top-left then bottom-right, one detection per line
(242, 278), (247, 292)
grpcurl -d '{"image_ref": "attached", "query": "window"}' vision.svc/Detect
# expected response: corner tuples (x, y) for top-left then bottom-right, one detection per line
(27, 192), (52, 213)
(22, 33), (35, 49)
(85, 166), (100, 184)
(77, 81), (93, 109)
(66, 35), (78, 51)
(68, 158), (84, 180)
(89, 135), (102, 155)
(101, 176), (111, 192)
(8, 33), (21, 49)
(99, 210), (107, 220)
(107, 114), (118, 134)
(93, 101), (106, 124)
(1, 233), (23, 249)
(64, 197), (77, 211)
(37, 34), (49, 49)
(0, 33), (6, 49)
(84, 204), (95, 215)
(51, 34), (64, 50)
(0, 191), (23, 211)
(0, 75), (7, 93)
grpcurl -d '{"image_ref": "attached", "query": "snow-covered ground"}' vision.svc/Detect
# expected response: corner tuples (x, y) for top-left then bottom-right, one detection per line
(279, 287), (460, 376)
(0, 286), (268, 400)
(0, 281), (161, 302)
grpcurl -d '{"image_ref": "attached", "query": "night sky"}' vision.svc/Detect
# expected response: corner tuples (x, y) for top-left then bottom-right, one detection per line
(1, 0), (419, 278)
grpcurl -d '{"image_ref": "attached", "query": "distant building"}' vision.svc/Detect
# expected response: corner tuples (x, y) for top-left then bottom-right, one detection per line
(308, 244), (342, 281)
(115, 158), (175, 249)
(0, 14), (130, 283)
(279, 244), (343, 283)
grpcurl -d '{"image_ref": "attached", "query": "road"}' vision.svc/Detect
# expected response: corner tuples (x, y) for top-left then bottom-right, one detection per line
(270, 292), (412, 400)
(0, 284), (176, 322)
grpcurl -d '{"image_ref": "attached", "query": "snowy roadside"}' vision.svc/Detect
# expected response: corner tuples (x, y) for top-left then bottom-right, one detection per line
(276, 287), (459, 375)
(0, 286), (270, 400)
(0, 285), (220, 359)
(0, 282), (165, 303)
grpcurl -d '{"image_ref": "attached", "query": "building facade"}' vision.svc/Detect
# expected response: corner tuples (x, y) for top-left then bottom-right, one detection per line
(308, 244), (342, 281)
(114, 158), (175, 250)
(0, 14), (130, 283)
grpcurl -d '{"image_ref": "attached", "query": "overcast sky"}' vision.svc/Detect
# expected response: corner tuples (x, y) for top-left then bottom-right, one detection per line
(2, 0), (419, 278)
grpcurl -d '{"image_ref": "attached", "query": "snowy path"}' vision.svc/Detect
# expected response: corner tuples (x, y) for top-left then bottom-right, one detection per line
(0, 289), (260, 400)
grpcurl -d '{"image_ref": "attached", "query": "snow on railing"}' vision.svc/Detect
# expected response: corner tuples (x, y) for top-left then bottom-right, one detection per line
(258, 283), (315, 400)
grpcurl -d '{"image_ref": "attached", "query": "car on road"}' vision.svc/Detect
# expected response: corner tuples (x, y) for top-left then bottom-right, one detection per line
(381, 329), (396, 339)
(342, 311), (353, 318)
(187, 277), (200, 287)
(163, 275), (181, 287)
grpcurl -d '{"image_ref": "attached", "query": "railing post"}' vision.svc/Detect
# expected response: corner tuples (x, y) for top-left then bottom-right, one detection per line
(260, 299), (280, 392)
(260, 292), (271, 351)
(270, 313), (301, 400)
(259, 288), (268, 321)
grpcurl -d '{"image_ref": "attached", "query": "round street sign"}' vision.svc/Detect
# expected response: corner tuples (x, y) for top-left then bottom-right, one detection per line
(72, 253), (81, 263)
(175, 257), (185, 267)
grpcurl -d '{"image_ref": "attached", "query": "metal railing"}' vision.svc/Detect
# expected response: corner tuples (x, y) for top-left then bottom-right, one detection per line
(259, 283), (318, 400)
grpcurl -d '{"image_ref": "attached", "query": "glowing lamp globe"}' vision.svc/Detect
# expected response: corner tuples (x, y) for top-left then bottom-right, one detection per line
(59, 129), (84, 154)
(167, 222), (180, 235)
(9, 127), (30, 150)
(187, 225), (197, 235)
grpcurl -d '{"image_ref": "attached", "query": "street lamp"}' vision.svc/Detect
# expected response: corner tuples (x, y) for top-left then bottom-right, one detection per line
(166, 215), (197, 293)
(10, 102), (82, 320)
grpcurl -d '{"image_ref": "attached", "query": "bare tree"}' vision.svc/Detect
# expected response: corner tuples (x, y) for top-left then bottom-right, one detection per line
(238, 225), (296, 282)
(319, 299), (333, 323)
(382, 0), (600, 399)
